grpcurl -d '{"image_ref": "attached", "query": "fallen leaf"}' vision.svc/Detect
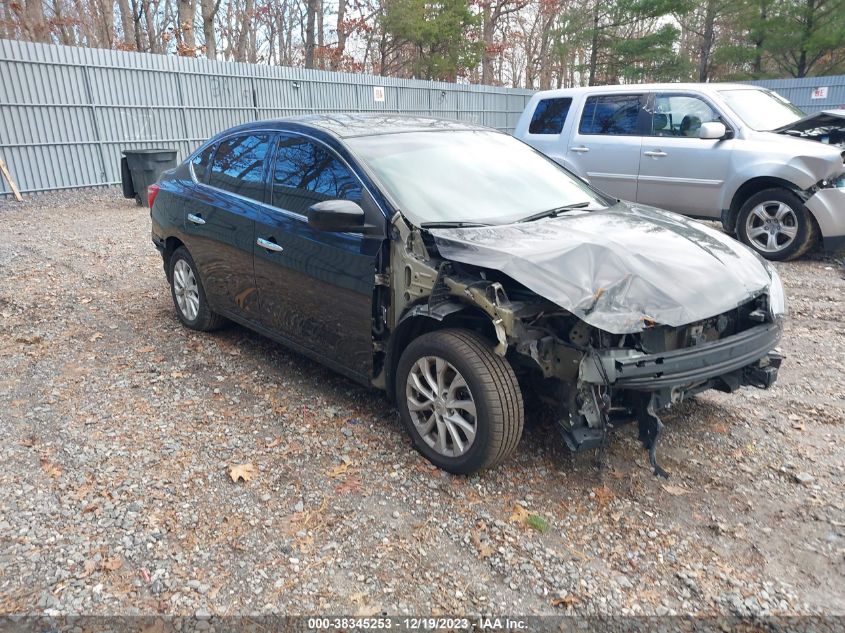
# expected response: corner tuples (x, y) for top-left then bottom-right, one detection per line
(471, 532), (494, 558)
(327, 463), (349, 478)
(77, 559), (97, 579)
(39, 456), (62, 478)
(661, 484), (689, 496)
(15, 335), (42, 345)
(102, 556), (123, 571)
(264, 436), (283, 449)
(593, 485), (614, 507)
(510, 504), (530, 524)
(551, 595), (580, 607)
(228, 463), (257, 483)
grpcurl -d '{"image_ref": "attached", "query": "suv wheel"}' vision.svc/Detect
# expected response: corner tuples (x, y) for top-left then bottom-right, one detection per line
(396, 329), (524, 474)
(168, 246), (225, 331)
(736, 188), (818, 261)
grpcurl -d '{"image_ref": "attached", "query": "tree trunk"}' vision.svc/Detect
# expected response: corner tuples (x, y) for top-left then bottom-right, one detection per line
(24, 0), (51, 42)
(304, 0), (317, 67)
(588, 1), (600, 86)
(116, 0), (136, 47)
(331, 0), (347, 70)
(177, 0), (196, 53)
(697, 0), (717, 82)
(200, 0), (219, 59)
(481, 3), (494, 84)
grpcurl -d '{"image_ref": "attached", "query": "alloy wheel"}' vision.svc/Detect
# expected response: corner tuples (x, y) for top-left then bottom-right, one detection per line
(745, 200), (798, 254)
(405, 356), (478, 458)
(173, 259), (200, 321)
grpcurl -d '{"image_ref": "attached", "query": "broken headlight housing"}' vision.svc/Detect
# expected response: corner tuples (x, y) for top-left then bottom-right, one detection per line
(768, 268), (786, 316)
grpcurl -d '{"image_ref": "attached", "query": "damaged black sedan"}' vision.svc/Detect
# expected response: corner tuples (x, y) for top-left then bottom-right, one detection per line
(150, 115), (785, 476)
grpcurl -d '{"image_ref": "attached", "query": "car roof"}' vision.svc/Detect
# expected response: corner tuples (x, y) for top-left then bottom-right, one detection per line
(221, 114), (492, 140)
(529, 82), (760, 100)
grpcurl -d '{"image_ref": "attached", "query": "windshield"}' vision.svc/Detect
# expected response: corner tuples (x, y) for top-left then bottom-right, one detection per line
(347, 130), (607, 225)
(718, 88), (805, 131)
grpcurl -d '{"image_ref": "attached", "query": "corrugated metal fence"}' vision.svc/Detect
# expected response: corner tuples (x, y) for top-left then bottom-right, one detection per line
(749, 75), (845, 113)
(0, 39), (535, 195)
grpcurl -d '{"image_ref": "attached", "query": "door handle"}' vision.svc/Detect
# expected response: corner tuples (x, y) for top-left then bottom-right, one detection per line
(187, 213), (206, 225)
(570, 146), (590, 153)
(644, 150), (667, 157)
(256, 237), (284, 253)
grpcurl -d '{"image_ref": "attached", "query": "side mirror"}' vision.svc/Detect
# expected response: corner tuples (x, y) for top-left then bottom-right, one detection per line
(307, 199), (366, 233)
(699, 122), (728, 140)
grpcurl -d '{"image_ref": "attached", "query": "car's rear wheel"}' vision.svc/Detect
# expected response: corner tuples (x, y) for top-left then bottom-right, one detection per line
(168, 246), (225, 331)
(736, 188), (818, 261)
(395, 329), (523, 474)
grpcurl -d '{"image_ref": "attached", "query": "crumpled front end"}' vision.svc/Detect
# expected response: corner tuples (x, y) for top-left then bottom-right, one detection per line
(382, 209), (785, 477)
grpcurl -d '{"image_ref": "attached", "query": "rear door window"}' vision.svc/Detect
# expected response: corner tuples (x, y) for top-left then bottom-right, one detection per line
(579, 94), (644, 135)
(528, 97), (573, 134)
(207, 133), (271, 202)
(270, 135), (363, 217)
(190, 143), (217, 183)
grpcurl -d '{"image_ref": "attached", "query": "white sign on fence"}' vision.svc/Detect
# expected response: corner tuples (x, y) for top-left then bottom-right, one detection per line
(373, 86), (385, 102)
(811, 86), (829, 100)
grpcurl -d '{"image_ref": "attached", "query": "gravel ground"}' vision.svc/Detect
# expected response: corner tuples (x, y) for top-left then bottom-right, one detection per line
(0, 188), (843, 617)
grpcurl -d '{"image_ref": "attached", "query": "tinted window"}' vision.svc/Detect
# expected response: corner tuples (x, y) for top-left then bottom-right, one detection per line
(191, 143), (216, 183)
(579, 95), (642, 135)
(651, 94), (720, 137)
(207, 133), (271, 201)
(271, 136), (363, 216)
(529, 98), (572, 134)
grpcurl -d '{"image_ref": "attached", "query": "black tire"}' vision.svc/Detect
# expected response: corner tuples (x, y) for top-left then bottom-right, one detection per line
(168, 246), (226, 331)
(736, 188), (818, 261)
(395, 329), (524, 474)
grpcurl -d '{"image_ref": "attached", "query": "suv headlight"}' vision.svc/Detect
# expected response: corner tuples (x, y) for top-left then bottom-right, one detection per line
(768, 268), (786, 316)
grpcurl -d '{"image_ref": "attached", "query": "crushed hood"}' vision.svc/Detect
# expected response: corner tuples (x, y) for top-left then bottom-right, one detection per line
(429, 204), (774, 334)
(774, 109), (845, 145)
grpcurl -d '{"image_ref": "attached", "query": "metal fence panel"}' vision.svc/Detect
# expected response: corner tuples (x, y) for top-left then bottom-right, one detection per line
(748, 75), (845, 113)
(0, 39), (534, 195)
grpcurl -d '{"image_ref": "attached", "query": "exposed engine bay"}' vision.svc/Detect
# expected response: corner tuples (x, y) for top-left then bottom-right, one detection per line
(373, 211), (784, 477)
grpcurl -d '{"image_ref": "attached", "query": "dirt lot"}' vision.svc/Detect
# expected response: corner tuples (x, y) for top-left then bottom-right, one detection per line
(0, 188), (843, 617)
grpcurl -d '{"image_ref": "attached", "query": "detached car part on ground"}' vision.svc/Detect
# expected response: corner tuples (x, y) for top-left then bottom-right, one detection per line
(150, 115), (785, 477)
(515, 85), (845, 261)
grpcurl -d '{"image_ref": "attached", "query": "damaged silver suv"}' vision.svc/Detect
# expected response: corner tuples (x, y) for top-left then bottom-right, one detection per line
(150, 115), (785, 477)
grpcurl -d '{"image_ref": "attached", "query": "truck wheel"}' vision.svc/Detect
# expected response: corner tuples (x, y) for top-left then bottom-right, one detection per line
(736, 188), (818, 261)
(168, 246), (226, 331)
(396, 329), (524, 474)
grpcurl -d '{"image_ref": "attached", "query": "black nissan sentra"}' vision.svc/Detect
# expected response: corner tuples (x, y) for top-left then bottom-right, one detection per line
(149, 114), (785, 476)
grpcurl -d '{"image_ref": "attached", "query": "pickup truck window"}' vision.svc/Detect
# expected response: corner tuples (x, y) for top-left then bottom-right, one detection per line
(207, 133), (271, 202)
(271, 135), (363, 217)
(529, 97), (572, 134)
(651, 94), (719, 137)
(579, 94), (642, 136)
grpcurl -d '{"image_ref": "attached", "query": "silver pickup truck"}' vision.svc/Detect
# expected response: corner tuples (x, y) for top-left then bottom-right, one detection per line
(515, 83), (845, 261)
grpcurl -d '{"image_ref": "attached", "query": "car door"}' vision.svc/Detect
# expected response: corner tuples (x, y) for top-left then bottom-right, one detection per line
(182, 132), (270, 318)
(636, 92), (735, 217)
(565, 93), (647, 201)
(253, 132), (383, 380)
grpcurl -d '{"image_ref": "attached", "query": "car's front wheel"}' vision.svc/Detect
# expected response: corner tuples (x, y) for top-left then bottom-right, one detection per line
(396, 329), (524, 474)
(736, 188), (818, 261)
(168, 246), (225, 331)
